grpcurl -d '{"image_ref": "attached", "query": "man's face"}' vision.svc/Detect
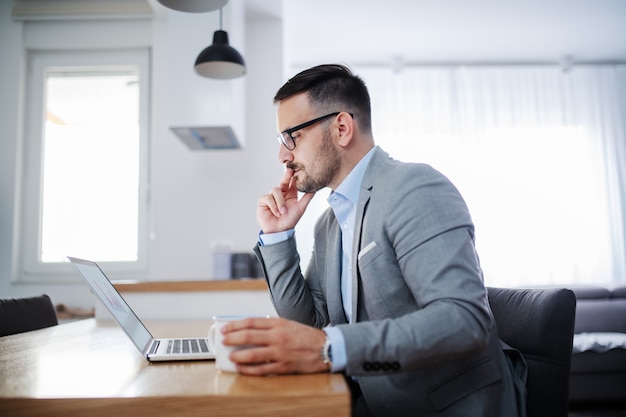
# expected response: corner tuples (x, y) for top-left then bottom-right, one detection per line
(276, 94), (341, 193)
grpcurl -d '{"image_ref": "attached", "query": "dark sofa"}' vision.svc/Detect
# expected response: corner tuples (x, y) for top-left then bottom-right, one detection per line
(568, 285), (626, 404)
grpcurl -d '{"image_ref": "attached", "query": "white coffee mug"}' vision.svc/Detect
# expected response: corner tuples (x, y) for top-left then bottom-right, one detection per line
(208, 315), (257, 373)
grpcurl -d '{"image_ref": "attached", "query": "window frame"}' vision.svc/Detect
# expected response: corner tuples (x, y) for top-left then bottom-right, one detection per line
(19, 48), (151, 282)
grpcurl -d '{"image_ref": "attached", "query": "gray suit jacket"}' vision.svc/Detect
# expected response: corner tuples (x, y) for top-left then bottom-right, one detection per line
(254, 147), (526, 417)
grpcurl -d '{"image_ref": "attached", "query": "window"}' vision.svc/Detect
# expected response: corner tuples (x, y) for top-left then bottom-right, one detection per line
(20, 49), (150, 280)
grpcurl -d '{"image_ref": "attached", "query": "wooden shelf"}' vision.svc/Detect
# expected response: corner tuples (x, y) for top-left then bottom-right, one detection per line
(112, 279), (268, 293)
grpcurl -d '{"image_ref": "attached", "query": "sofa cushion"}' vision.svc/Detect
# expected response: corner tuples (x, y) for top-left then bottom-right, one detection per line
(569, 286), (612, 300)
(611, 286), (626, 299)
(569, 373), (626, 403)
(571, 349), (626, 373)
(574, 299), (626, 333)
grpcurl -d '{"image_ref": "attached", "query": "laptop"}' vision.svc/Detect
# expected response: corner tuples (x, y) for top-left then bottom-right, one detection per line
(68, 256), (214, 362)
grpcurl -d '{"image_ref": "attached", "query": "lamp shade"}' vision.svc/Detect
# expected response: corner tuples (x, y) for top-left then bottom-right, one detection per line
(157, 0), (228, 13)
(194, 30), (246, 79)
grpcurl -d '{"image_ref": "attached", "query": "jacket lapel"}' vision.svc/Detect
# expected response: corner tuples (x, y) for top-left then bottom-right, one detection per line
(350, 148), (388, 322)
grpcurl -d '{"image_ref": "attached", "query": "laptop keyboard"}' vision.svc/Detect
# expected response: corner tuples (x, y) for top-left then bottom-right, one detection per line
(166, 338), (210, 354)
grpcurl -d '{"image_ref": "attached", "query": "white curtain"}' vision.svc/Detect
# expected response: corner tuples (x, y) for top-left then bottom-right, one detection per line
(352, 65), (626, 287)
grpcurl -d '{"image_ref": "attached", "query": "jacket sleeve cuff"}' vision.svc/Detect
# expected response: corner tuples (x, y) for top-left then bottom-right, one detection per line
(258, 229), (294, 246)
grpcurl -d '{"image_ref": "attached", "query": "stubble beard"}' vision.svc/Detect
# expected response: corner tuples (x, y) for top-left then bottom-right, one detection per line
(288, 128), (340, 193)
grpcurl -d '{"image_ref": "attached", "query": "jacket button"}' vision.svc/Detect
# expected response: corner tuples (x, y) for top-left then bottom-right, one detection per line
(391, 362), (400, 371)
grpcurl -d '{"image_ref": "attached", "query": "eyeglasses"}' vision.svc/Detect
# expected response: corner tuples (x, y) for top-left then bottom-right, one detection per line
(277, 112), (352, 150)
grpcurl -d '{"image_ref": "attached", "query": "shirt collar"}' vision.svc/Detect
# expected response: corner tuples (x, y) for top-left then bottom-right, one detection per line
(333, 146), (377, 204)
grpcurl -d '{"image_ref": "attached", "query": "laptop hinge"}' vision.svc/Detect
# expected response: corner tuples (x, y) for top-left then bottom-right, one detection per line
(148, 340), (160, 356)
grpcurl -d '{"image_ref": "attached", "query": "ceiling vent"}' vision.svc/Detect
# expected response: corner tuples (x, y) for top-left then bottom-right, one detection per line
(170, 126), (239, 150)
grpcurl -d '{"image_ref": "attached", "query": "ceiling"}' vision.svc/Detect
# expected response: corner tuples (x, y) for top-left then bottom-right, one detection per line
(250, 0), (626, 69)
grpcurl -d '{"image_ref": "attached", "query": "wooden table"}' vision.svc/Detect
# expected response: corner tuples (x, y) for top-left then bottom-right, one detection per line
(0, 319), (350, 417)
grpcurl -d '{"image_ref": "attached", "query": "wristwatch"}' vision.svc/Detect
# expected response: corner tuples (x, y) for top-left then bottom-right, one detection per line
(321, 337), (333, 370)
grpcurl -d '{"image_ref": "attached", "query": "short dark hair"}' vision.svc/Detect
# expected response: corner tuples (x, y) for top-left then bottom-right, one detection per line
(274, 64), (372, 135)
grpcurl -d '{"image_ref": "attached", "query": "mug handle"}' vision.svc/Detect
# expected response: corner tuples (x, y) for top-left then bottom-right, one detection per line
(208, 323), (217, 353)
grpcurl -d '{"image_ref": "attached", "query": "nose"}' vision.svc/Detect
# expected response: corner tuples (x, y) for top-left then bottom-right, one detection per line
(278, 143), (293, 164)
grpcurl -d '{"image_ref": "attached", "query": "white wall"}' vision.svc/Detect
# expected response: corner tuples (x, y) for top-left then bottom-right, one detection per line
(0, 0), (285, 309)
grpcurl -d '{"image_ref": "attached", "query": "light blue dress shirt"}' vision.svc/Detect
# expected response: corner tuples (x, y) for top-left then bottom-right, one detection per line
(260, 147), (377, 372)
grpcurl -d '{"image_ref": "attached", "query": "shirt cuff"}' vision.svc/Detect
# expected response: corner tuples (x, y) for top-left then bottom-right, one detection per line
(258, 229), (294, 246)
(323, 326), (347, 372)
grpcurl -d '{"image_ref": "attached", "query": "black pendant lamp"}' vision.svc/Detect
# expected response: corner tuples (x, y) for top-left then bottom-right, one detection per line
(157, 0), (228, 13)
(194, 8), (246, 79)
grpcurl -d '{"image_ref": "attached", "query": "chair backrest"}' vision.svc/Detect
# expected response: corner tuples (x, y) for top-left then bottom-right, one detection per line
(0, 294), (59, 337)
(487, 287), (576, 417)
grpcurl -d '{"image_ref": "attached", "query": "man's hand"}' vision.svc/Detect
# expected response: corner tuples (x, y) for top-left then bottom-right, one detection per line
(256, 168), (315, 234)
(221, 317), (329, 375)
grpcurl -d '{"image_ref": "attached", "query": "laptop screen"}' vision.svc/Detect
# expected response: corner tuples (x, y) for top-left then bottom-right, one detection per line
(69, 257), (152, 353)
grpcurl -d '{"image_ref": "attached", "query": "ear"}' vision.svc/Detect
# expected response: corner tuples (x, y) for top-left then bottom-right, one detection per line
(335, 111), (355, 147)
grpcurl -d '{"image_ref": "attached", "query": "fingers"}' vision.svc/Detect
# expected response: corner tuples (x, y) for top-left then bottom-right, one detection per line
(235, 360), (279, 376)
(279, 168), (295, 192)
(222, 317), (297, 350)
(222, 317), (280, 335)
(257, 169), (295, 218)
(258, 189), (286, 218)
(230, 346), (295, 376)
(231, 347), (318, 375)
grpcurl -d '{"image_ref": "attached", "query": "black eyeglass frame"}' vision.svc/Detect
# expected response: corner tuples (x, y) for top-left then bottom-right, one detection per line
(277, 112), (353, 150)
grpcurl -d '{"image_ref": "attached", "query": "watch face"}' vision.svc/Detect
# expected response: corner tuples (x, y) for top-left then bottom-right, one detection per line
(322, 339), (332, 367)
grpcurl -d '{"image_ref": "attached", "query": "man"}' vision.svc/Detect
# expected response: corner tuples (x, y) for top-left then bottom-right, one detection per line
(221, 64), (526, 417)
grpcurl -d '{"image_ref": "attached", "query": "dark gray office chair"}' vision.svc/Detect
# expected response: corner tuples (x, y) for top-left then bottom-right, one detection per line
(0, 294), (58, 337)
(487, 287), (576, 417)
